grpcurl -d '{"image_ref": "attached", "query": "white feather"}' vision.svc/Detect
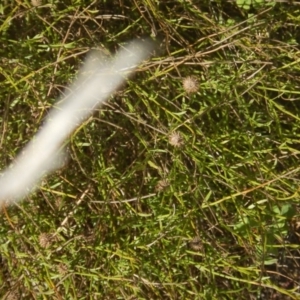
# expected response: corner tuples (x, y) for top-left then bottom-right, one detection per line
(0, 39), (152, 204)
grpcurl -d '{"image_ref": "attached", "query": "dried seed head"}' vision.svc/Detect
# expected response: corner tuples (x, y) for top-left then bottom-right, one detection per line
(55, 197), (63, 210)
(39, 233), (53, 248)
(182, 76), (199, 94)
(57, 263), (68, 275)
(168, 131), (184, 147)
(189, 236), (202, 251)
(31, 0), (42, 6)
(155, 179), (170, 192)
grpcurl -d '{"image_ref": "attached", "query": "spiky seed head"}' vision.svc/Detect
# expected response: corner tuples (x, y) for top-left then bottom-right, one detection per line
(39, 233), (53, 248)
(168, 131), (184, 147)
(189, 236), (202, 251)
(55, 197), (63, 210)
(182, 76), (199, 94)
(57, 263), (68, 275)
(155, 179), (170, 192)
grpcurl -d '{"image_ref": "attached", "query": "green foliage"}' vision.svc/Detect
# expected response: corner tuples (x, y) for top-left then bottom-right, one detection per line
(237, 0), (276, 11)
(1, 0), (300, 299)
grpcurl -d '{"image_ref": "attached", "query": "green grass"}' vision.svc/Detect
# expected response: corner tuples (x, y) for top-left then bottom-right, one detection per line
(1, 0), (300, 299)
